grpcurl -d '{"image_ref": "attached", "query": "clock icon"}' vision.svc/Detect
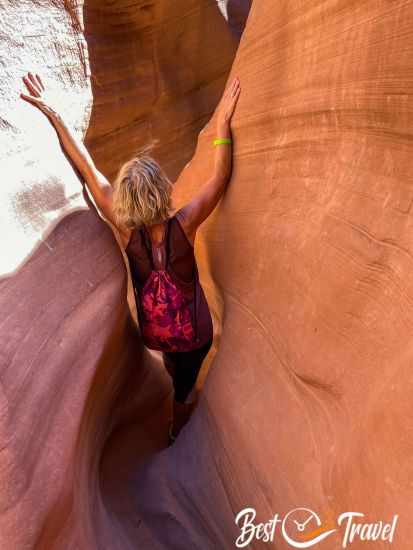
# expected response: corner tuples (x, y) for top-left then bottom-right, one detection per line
(282, 507), (337, 548)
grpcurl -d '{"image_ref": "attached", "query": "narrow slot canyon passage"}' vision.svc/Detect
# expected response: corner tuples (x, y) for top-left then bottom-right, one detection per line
(1, 1), (413, 549)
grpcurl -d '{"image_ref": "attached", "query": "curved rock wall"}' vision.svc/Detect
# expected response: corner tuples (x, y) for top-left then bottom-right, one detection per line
(0, 2), (152, 548)
(2, 0), (413, 549)
(0, 0), (237, 548)
(142, 1), (413, 548)
(83, 0), (237, 181)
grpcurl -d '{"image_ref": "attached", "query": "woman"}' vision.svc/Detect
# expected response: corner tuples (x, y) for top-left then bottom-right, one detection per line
(20, 71), (241, 445)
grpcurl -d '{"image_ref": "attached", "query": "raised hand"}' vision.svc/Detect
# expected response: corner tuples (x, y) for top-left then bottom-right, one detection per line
(217, 77), (241, 127)
(20, 71), (60, 119)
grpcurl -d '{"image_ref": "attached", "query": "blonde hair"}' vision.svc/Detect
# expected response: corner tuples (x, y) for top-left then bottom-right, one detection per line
(112, 145), (173, 228)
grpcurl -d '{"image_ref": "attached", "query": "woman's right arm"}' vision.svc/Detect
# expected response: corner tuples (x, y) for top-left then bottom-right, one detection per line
(177, 77), (241, 241)
(19, 72), (131, 247)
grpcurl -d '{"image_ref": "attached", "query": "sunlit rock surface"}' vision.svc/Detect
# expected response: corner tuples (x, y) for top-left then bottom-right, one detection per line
(2, 0), (412, 549)
(0, 1), (236, 548)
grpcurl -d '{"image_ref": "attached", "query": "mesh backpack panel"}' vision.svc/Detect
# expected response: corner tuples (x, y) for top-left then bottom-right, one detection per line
(132, 218), (199, 352)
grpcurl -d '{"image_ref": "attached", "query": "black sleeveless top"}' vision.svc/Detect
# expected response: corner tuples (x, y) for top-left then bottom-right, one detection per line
(125, 213), (213, 349)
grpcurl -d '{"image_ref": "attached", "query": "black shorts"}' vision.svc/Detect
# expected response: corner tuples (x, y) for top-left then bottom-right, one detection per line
(162, 338), (213, 403)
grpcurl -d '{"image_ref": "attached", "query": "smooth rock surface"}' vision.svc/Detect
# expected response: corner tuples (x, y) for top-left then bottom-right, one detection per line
(149, 1), (413, 548)
(2, 0), (413, 549)
(0, 0), (236, 548)
(83, 0), (238, 182)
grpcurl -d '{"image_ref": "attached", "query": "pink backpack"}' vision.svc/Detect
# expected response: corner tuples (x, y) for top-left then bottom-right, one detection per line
(132, 218), (199, 352)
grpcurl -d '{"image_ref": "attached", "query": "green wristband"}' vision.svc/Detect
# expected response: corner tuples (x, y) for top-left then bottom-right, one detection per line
(213, 138), (232, 146)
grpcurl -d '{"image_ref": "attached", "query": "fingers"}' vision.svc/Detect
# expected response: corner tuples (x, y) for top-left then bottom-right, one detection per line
(224, 77), (240, 104)
(28, 72), (42, 95)
(222, 77), (237, 100)
(22, 76), (38, 97)
(229, 79), (241, 106)
(232, 76), (240, 91)
(22, 72), (41, 97)
(28, 72), (38, 88)
(20, 92), (49, 115)
(36, 73), (45, 91)
(20, 92), (38, 105)
(231, 78), (240, 98)
(227, 79), (241, 118)
(233, 81), (241, 99)
(216, 76), (241, 124)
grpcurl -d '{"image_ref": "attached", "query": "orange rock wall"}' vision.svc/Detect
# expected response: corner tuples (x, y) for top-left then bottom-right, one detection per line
(165, 1), (413, 548)
(2, 0), (413, 549)
(83, 0), (237, 181)
(0, 1), (236, 548)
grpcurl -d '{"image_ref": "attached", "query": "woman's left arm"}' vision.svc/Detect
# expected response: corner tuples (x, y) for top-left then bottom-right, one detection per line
(20, 72), (128, 239)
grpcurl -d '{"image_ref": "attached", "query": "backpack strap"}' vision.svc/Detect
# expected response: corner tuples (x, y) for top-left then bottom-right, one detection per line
(141, 224), (155, 270)
(164, 217), (172, 271)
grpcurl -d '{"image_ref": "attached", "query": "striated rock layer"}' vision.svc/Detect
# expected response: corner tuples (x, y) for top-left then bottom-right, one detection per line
(138, 1), (413, 548)
(2, 0), (413, 549)
(0, 0), (236, 548)
(83, 0), (237, 181)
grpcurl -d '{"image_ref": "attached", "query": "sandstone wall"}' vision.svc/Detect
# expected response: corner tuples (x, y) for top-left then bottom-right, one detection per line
(0, 1), (236, 548)
(2, 0), (412, 549)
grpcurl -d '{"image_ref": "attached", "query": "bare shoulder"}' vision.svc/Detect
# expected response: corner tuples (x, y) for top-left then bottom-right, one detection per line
(174, 208), (196, 247)
(117, 225), (133, 250)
